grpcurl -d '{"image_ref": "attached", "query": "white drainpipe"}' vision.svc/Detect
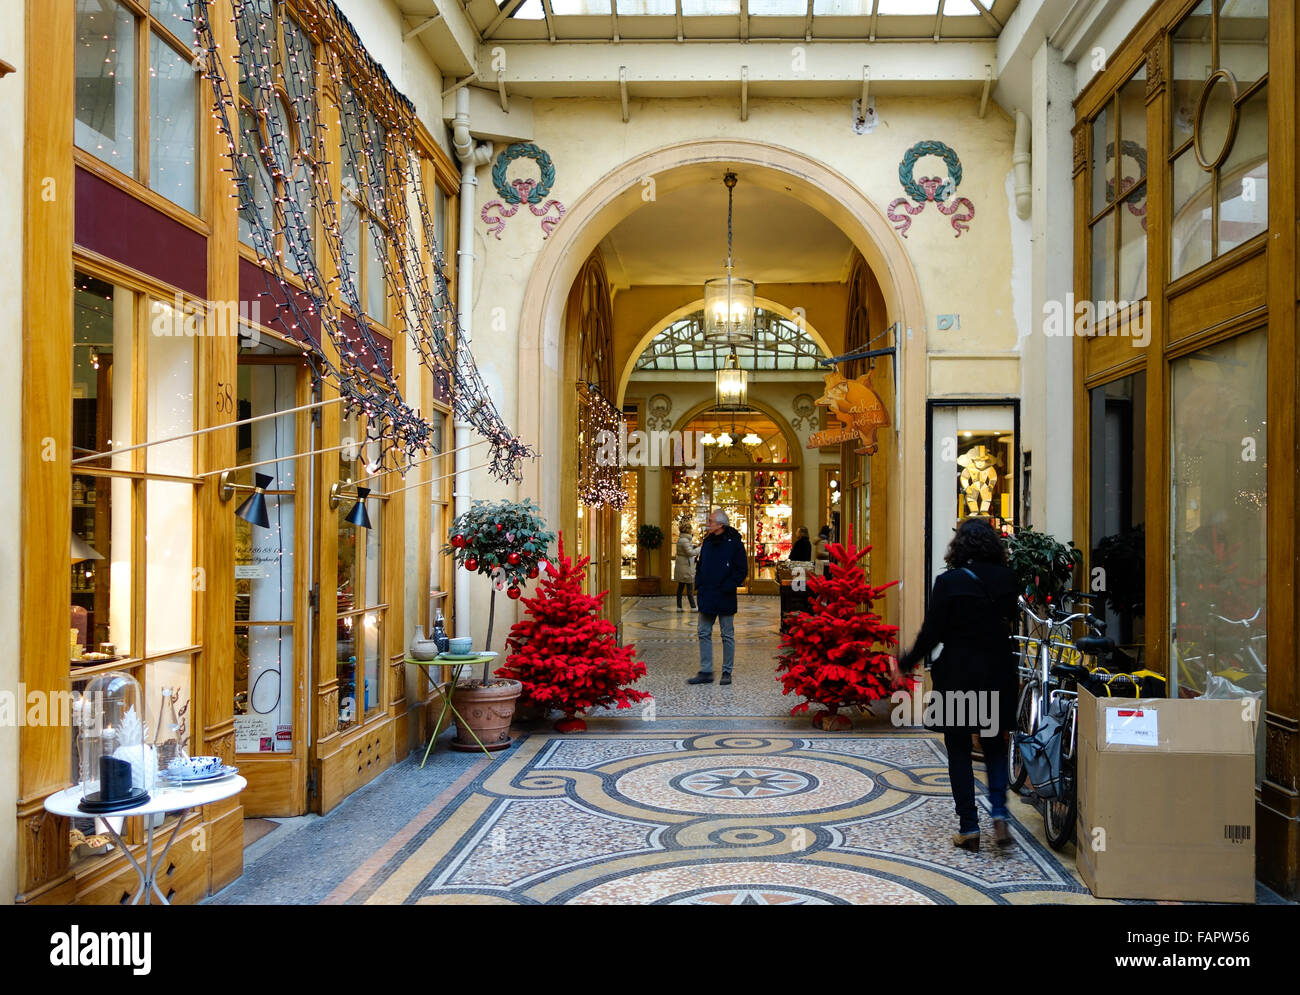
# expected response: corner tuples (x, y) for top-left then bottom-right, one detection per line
(1013, 109), (1032, 220)
(452, 86), (493, 639)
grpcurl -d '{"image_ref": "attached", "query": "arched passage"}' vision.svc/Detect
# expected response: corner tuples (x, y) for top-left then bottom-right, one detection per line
(517, 139), (927, 635)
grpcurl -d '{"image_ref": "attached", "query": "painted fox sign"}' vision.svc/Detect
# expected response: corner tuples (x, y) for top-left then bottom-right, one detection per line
(808, 372), (891, 455)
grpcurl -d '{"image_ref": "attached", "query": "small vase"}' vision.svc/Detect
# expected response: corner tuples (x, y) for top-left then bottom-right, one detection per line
(409, 625), (439, 661)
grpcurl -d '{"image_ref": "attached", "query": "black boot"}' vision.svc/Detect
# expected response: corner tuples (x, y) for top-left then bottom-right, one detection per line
(687, 673), (714, 685)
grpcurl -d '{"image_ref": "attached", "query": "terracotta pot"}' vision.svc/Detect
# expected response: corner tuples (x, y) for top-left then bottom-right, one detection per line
(450, 679), (522, 752)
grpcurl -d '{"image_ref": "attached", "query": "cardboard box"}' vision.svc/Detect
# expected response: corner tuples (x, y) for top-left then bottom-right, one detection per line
(1075, 687), (1257, 903)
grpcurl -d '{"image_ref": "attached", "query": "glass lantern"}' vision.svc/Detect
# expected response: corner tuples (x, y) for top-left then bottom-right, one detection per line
(77, 671), (155, 813)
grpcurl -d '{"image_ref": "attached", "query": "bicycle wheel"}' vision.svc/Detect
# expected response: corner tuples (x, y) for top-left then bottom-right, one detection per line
(1008, 680), (1037, 792)
(1044, 756), (1076, 851)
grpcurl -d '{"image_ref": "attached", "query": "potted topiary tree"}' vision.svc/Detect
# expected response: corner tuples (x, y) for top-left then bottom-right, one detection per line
(443, 499), (555, 750)
(1003, 525), (1082, 609)
(636, 523), (664, 596)
(497, 533), (651, 732)
(775, 531), (899, 730)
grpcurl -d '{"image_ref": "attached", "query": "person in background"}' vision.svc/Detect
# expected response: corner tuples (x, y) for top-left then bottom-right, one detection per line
(894, 517), (1018, 851)
(790, 526), (812, 561)
(688, 509), (748, 686)
(813, 525), (833, 577)
(674, 521), (698, 611)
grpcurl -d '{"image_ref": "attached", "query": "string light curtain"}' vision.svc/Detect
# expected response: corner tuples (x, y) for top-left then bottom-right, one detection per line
(190, 0), (533, 480)
(576, 382), (626, 510)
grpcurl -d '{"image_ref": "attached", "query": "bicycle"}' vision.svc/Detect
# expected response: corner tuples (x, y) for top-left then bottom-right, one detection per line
(1008, 593), (1104, 793)
(1040, 629), (1116, 851)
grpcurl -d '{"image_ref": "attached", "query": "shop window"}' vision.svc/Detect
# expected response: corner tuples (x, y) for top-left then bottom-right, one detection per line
(822, 466), (842, 543)
(70, 271), (201, 862)
(1089, 67), (1148, 310)
(235, 3), (317, 273)
(1170, 330), (1266, 781)
(74, 0), (198, 213)
(671, 409), (797, 587)
(336, 412), (385, 730)
(1088, 372), (1146, 653)
(620, 470), (640, 580)
(427, 409), (451, 623)
(1169, 0), (1268, 281)
(339, 86), (390, 323)
(927, 403), (1017, 591)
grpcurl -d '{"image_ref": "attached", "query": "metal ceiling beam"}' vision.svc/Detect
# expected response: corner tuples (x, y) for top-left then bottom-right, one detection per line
(741, 0), (749, 43)
(477, 39), (1000, 91)
(404, 14), (443, 42)
(970, 0), (1002, 34)
(740, 65), (748, 120)
(481, 0), (530, 40)
(541, 0), (557, 43)
(675, 0), (684, 42)
(803, 0), (814, 42)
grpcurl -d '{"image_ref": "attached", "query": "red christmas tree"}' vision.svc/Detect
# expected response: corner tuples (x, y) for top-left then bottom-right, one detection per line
(498, 534), (651, 733)
(775, 532), (899, 730)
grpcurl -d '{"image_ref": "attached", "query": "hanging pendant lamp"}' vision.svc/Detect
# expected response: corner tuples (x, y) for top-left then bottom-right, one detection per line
(703, 172), (756, 344)
(715, 348), (748, 411)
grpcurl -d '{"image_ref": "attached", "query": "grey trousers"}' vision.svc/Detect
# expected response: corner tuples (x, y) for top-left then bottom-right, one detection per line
(697, 612), (735, 674)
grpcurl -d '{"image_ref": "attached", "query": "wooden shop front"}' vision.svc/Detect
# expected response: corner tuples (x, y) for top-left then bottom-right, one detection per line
(17, 0), (461, 904)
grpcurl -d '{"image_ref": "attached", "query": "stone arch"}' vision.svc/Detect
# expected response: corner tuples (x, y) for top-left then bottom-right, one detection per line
(517, 139), (927, 634)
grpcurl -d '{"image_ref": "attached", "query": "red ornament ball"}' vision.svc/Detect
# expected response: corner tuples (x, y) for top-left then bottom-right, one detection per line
(451, 533), (466, 549)
(506, 551), (521, 566)
(496, 523), (504, 532)
(463, 557), (479, 572)
(507, 586), (521, 600)
(527, 566), (539, 579)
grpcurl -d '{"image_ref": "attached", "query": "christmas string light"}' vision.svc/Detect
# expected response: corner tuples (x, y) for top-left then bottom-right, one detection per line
(188, 0), (533, 482)
(576, 381), (626, 510)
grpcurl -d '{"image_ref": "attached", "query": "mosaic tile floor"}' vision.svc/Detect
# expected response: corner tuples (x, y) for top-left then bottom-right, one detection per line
(211, 597), (1287, 905)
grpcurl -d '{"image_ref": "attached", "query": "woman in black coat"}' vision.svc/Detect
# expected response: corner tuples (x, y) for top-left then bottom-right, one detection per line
(896, 518), (1019, 851)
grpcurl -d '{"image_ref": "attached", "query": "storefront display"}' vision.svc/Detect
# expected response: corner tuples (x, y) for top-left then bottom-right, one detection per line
(1169, 331), (1267, 721)
(927, 402), (1017, 591)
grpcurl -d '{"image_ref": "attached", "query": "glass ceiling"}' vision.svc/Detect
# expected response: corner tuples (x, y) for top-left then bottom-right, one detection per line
(634, 308), (827, 372)
(482, 0), (1015, 39)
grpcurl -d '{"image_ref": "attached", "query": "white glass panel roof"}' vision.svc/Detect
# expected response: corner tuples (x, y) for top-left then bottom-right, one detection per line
(874, 0), (940, 13)
(616, 0), (677, 13)
(680, 0), (741, 14)
(634, 309), (828, 372)
(749, 0), (809, 14)
(512, 0), (546, 18)
(811, 0), (872, 13)
(550, 0), (612, 13)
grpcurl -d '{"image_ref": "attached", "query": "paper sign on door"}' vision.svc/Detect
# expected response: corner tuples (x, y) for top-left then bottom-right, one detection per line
(1105, 707), (1159, 746)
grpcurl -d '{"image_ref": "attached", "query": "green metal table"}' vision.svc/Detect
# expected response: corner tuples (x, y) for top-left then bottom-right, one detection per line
(406, 653), (497, 768)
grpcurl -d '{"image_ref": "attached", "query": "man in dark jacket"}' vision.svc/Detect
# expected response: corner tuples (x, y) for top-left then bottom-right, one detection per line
(688, 509), (749, 686)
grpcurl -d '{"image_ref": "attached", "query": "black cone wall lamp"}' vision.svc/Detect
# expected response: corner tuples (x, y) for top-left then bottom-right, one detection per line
(330, 482), (373, 530)
(219, 472), (273, 529)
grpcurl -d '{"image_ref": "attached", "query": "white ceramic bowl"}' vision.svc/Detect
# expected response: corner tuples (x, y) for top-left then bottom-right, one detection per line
(169, 755), (223, 778)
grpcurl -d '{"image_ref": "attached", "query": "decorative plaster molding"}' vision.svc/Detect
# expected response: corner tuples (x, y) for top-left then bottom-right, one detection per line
(1144, 36), (1165, 102)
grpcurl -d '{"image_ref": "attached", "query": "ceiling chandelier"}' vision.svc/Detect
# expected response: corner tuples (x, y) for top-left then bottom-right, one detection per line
(741, 427), (762, 447)
(703, 171), (756, 345)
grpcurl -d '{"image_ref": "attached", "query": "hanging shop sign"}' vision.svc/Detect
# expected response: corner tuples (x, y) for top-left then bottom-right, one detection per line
(807, 372), (891, 455)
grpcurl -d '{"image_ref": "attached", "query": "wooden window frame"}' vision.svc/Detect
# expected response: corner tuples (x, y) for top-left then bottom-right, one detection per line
(73, 0), (205, 228)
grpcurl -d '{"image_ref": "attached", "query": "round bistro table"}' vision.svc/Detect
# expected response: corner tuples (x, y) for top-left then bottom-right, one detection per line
(45, 774), (246, 905)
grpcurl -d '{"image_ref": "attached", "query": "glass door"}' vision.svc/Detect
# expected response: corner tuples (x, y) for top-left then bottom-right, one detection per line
(231, 344), (313, 813)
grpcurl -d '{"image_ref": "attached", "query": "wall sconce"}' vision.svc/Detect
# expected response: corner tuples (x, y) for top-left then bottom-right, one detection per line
(220, 471), (272, 529)
(330, 482), (373, 529)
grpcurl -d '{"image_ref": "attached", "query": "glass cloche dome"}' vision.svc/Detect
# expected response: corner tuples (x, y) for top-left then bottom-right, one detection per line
(77, 671), (155, 813)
